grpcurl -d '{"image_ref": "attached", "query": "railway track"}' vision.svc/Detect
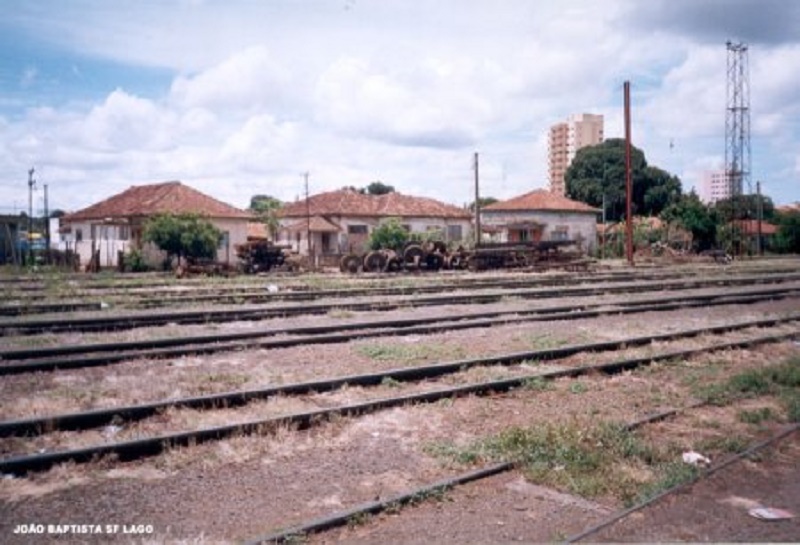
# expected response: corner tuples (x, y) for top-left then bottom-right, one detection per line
(1, 285), (797, 374)
(1, 320), (796, 475)
(2, 314), (795, 437)
(244, 419), (800, 544)
(3, 263), (798, 543)
(3, 273), (800, 335)
(0, 268), (777, 314)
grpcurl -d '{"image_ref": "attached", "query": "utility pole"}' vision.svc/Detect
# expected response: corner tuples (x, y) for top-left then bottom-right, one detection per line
(624, 81), (634, 266)
(473, 152), (481, 246)
(303, 172), (312, 268)
(27, 167), (36, 266)
(601, 193), (606, 260)
(44, 184), (50, 265)
(756, 180), (763, 256)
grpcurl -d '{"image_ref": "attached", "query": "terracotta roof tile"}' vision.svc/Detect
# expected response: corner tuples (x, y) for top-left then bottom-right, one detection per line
(731, 219), (778, 235)
(279, 189), (470, 219)
(284, 215), (342, 232)
(483, 189), (600, 214)
(63, 181), (253, 221)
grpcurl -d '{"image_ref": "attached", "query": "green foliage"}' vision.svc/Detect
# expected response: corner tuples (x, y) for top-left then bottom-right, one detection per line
(365, 181), (395, 195)
(660, 191), (719, 251)
(714, 194), (776, 222)
(696, 358), (800, 423)
(565, 139), (682, 222)
(143, 213), (223, 267)
(124, 248), (149, 272)
(737, 407), (775, 425)
(468, 197), (499, 212)
(521, 376), (552, 391)
(249, 195), (283, 240)
(774, 209), (800, 253)
(633, 461), (698, 506)
(464, 421), (659, 501)
(368, 217), (409, 251)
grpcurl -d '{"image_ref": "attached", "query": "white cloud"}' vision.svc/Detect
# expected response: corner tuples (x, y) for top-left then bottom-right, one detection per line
(1, 0), (799, 213)
(169, 46), (292, 112)
(83, 89), (174, 151)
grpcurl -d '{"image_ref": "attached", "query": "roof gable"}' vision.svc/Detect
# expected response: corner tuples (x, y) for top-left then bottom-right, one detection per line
(483, 189), (600, 214)
(63, 181), (252, 221)
(280, 189), (470, 220)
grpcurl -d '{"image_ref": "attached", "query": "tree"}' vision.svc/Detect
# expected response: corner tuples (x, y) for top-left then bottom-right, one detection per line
(714, 194), (775, 221)
(660, 191), (718, 251)
(565, 139), (681, 222)
(774, 209), (800, 253)
(368, 218), (409, 251)
(143, 213), (223, 267)
(468, 197), (498, 212)
(365, 181), (395, 195)
(249, 194), (283, 239)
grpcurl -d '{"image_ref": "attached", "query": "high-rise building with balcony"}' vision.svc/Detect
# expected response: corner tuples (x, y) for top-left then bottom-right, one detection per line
(699, 170), (731, 204)
(548, 113), (604, 196)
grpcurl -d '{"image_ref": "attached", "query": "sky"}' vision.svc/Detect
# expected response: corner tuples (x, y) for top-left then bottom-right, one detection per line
(1, 0), (799, 216)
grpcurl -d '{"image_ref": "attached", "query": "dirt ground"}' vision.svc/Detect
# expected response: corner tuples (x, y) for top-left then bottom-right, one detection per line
(0, 270), (799, 544)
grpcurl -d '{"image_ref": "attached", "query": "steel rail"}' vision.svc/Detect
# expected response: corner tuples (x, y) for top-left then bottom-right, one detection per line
(565, 424), (800, 543)
(243, 403), (709, 544)
(1, 287), (797, 375)
(1, 315), (794, 438)
(3, 273), (799, 335)
(0, 329), (796, 475)
(5, 268), (787, 314)
(3, 282), (796, 360)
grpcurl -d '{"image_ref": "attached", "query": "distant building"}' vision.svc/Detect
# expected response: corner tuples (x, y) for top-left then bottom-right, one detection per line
(480, 189), (600, 254)
(60, 181), (253, 269)
(548, 113), (604, 196)
(277, 188), (472, 264)
(699, 170), (731, 204)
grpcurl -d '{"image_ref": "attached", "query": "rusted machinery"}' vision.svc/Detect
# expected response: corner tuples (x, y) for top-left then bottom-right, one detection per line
(340, 239), (589, 273)
(235, 240), (292, 273)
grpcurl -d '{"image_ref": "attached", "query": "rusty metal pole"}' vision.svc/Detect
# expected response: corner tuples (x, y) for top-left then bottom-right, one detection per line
(756, 180), (763, 256)
(624, 81), (634, 266)
(474, 152), (481, 246)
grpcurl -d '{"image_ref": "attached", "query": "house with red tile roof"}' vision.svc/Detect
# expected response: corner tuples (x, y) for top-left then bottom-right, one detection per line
(277, 188), (472, 258)
(60, 181), (253, 269)
(480, 189), (600, 254)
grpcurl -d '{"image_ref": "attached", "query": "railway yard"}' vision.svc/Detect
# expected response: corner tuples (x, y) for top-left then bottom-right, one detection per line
(0, 258), (799, 543)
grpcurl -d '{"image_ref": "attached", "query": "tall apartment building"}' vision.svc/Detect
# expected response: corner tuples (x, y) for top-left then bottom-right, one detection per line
(548, 113), (604, 196)
(699, 170), (731, 204)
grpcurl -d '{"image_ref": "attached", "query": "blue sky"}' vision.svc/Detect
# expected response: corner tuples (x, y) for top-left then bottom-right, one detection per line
(1, 0), (799, 215)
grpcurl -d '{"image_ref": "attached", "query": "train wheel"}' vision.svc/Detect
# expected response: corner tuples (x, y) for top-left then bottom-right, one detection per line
(339, 254), (361, 274)
(403, 244), (424, 270)
(425, 253), (444, 271)
(363, 251), (388, 273)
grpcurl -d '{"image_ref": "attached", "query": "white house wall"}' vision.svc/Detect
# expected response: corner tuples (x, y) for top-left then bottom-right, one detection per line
(279, 215), (472, 256)
(481, 210), (597, 254)
(59, 217), (249, 269)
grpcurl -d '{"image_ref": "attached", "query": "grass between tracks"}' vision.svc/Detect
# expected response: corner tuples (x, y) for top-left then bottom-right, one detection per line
(428, 355), (800, 507)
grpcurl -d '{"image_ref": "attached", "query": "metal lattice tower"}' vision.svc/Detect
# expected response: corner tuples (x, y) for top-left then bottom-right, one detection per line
(725, 41), (751, 200)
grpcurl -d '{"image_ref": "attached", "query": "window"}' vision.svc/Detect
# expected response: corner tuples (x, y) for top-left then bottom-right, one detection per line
(348, 225), (368, 235)
(447, 225), (463, 241)
(321, 233), (332, 253)
(551, 226), (569, 241)
(75, 228), (83, 242)
(119, 225), (130, 241)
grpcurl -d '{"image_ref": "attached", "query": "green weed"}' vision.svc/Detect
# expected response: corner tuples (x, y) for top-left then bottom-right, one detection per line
(737, 407), (776, 425)
(521, 376), (552, 392)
